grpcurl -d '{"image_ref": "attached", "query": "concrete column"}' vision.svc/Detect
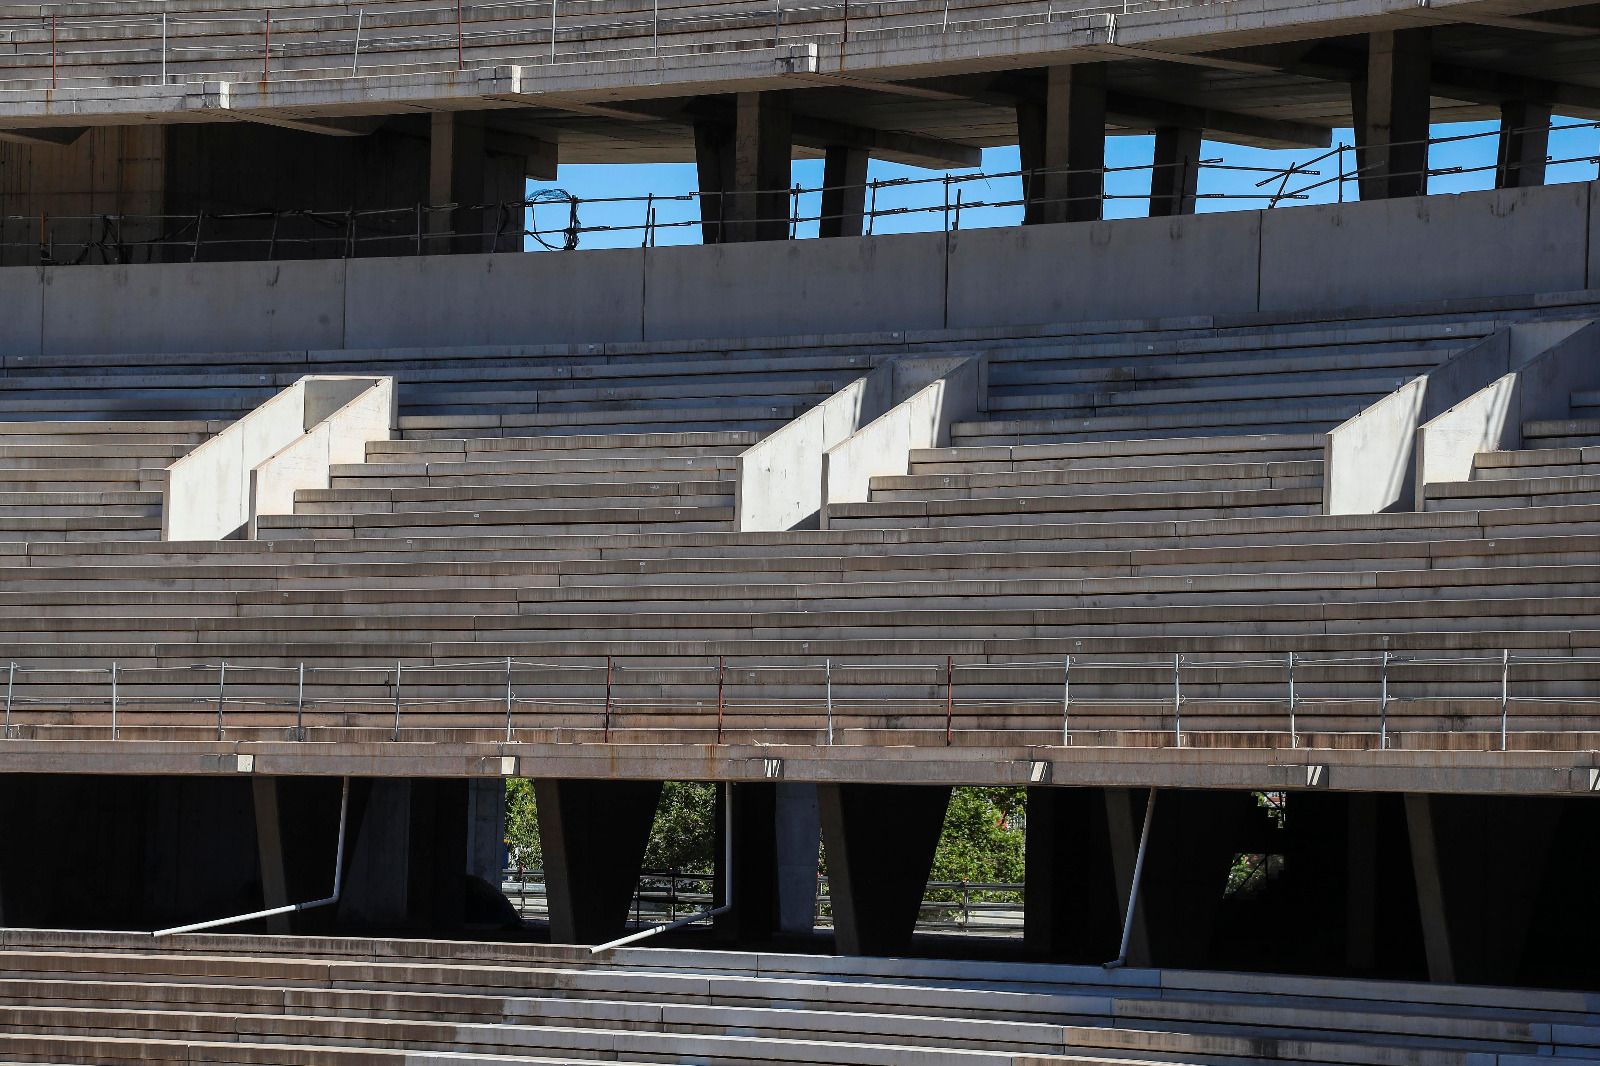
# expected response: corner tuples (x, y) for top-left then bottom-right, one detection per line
(693, 119), (734, 245)
(820, 146), (869, 238)
(251, 778), (291, 935)
(339, 778), (470, 933)
(535, 778), (662, 944)
(1148, 126), (1202, 217)
(1345, 792), (1378, 973)
(466, 778), (506, 886)
(1496, 100), (1551, 188)
(774, 782), (821, 936)
(1403, 793), (1455, 982)
(1352, 29), (1432, 201)
(729, 91), (793, 243)
(1016, 64), (1106, 225)
(1024, 787), (1128, 962)
(818, 783), (950, 955)
(430, 113), (488, 254)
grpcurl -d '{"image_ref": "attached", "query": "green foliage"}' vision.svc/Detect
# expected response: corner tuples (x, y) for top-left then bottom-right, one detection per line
(926, 786), (1026, 905)
(502, 780), (718, 874)
(642, 782), (717, 872)
(505, 778), (541, 868)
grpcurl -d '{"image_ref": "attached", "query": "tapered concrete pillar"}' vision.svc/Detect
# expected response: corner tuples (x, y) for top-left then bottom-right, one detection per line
(430, 113), (487, 254)
(694, 119), (734, 245)
(1149, 126), (1202, 217)
(1352, 29), (1432, 200)
(536, 778), (662, 944)
(252, 778), (291, 934)
(818, 783), (950, 955)
(729, 91), (793, 242)
(1024, 787), (1129, 962)
(775, 782), (822, 935)
(1016, 64), (1106, 225)
(820, 146), (869, 238)
(339, 778), (471, 933)
(1404, 793), (1559, 985)
(466, 778), (506, 886)
(1496, 100), (1550, 188)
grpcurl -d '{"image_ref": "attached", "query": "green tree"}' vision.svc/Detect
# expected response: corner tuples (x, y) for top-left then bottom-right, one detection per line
(926, 787), (1026, 906)
(502, 779), (718, 873)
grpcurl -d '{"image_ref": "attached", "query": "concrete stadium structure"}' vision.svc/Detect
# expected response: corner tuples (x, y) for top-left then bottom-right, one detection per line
(4, 0), (1600, 1056)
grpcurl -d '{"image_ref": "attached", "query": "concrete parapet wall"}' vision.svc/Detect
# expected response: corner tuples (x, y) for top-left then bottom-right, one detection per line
(0, 182), (1592, 358)
(166, 375), (392, 540)
(820, 355), (982, 527)
(1325, 319), (1593, 514)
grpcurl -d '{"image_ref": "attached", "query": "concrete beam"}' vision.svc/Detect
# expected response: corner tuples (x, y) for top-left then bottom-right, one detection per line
(792, 115), (979, 169)
(1106, 91), (1332, 149)
(0, 127), (87, 147)
(226, 113), (386, 138)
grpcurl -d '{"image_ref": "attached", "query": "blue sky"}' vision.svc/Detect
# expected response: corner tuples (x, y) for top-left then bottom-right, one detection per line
(528, 117), (1600, 250)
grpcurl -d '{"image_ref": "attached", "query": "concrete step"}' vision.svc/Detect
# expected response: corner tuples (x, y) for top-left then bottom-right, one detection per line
(835, 487), (1324, 528)
(295, 479), (736, 513)
(914, 433), (1327, 473)
(1522, 419), (1600, 450)
(1427, 474), (1600, 511)
(871, 461), (1323, 501)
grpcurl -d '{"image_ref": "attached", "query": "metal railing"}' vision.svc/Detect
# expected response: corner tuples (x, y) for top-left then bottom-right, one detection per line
(502, 867), (1023, 932)
(7, 120), (1597, 266)
(1, 647), (1597, 749)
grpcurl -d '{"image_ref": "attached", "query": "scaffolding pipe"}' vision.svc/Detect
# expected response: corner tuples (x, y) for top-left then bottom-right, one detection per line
(1103, 787), (1156, 969)
(154, 777), (350, 936)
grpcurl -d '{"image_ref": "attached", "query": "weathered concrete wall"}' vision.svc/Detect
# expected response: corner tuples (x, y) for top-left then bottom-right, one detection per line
(642, 233), (946, 342)
(0, 267), (43, 357)
(345, 248), (646, 348)
(945, 211), (1260, 328)
(0, 181), (1592, 357)
(1260, 185), (1592, 313)
(40, 260), (347, 356)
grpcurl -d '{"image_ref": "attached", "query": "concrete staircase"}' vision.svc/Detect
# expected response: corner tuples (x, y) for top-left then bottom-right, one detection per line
(258, 428), (752, 540)
(827, 434), (1326, 529)
(961, 320), (1482, 446)
(1424, 389), (1600, 512)
(0, 420), (216, 542)
(0, 931), (1592, 1065)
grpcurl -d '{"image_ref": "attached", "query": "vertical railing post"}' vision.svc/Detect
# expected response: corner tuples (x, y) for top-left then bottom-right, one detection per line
(50, 13), (57, 90)
(549, 0), (557, 61)
(505, 655), (514, 742)
(1060, 655), (1071, 745)
(110, 661), (118, 740)
(296, 662), (305, 741)
(351, 8), (363, 76)
(160, 12), (167, 85)
(716, 655), (725, 744)
(1173, 653), (1183, 745)
(3, 662), (13, 739)
(825, 659), (833, 745)
(392, 660), (402, 742)
(1287, 651), (1297, 747)
(262, 10), (270, 81)
(215, 660), (227, 741)
(1379, 650), (1390, 750)
(457, 0), (464, 68)
(603, 654), (613, 741)
(1500, 648), (1510, 752)
(945, 655), (954, 746)
(655, 0), (662, 56)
